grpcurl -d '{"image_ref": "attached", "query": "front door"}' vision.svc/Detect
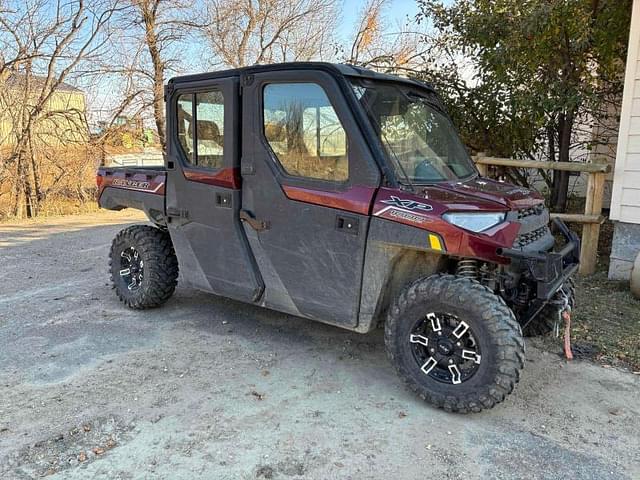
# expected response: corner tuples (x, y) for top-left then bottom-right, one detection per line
(165, 76), (262, 302)
(241, 70), (381, 327)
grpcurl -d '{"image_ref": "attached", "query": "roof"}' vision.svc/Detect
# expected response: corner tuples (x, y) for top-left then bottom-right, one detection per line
(4, 74), (83, 93)
(168, 61), (433, 91)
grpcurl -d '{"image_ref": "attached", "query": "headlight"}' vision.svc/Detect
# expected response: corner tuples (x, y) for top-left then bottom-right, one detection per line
(443, 212), (506, 232)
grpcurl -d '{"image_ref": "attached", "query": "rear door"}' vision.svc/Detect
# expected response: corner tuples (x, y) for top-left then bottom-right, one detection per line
(165, 76), (262, 302)
(240, 69), (381, 327)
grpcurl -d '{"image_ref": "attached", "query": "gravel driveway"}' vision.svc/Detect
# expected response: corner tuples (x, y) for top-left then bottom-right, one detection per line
(1, 210), (639, 480)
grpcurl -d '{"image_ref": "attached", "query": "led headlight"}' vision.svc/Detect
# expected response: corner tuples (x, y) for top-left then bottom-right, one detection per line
(442, 212), (506, 233)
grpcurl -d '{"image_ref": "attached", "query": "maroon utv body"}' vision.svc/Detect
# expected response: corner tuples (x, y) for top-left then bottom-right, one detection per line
(97, 62), (579, 412)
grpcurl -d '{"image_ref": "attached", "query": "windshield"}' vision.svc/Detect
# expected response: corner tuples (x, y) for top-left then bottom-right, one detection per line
(351, 80), (476, 183)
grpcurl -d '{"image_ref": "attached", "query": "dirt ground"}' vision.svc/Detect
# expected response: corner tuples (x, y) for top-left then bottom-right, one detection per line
(1, 210), (639, 480)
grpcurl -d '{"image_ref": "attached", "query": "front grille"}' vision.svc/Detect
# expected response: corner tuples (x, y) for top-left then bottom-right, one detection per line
(517, 204), (545, 219)
(514, 225), (549, 248)
(508, 202), (552, 249)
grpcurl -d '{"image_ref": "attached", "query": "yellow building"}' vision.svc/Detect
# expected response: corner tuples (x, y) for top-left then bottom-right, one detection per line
(0, 74), (88, 147)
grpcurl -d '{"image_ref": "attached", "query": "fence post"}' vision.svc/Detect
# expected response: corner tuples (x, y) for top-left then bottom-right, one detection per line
(579, 172), (606, 275)
(475, 153), (488, 177)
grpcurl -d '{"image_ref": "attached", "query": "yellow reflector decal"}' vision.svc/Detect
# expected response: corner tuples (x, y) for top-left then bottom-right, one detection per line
(429, 234), (443, 251)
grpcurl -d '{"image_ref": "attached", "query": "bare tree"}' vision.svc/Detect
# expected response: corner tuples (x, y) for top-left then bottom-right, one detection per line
(0, 0), (122, 218)
(344, 0), (423, 73)
(105, 0), (198, 152)
(201, 0), (338, 68)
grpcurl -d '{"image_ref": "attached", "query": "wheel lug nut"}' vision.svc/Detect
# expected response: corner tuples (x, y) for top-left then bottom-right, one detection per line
(456, 342), (461, 347)
(430, 348), (435, 353)
(448, 359), (454, 364)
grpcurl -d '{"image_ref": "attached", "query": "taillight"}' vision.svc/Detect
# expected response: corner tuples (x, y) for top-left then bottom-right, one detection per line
(96, 173), (103, 188)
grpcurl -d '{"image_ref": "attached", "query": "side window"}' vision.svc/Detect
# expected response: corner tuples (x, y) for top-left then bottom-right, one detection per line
(176, 90), (225, 168)
(177, 94), (193, 162)
(195, 91), (224, 168)
(263, 83), (348, 182)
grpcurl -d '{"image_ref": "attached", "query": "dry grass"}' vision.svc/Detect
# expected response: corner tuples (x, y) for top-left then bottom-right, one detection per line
(573, 268), (640, 371)
(0, 195), (101, 223)
(0, 144), (102, 221)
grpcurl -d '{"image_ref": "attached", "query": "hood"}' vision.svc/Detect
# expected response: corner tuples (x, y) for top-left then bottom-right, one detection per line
(423, 177), (544, 210)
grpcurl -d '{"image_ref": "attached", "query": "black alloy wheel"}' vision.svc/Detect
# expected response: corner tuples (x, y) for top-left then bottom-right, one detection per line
(118, 246), (144, 291)
(409, 312), (481, 385)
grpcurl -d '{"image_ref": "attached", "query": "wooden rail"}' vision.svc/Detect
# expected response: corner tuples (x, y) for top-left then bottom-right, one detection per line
(473, 155), (609, 275)
(474, 156), (611, 174)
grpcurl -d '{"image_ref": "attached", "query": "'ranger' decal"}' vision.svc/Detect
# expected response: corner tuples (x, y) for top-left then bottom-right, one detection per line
(112, 178), (151, 190)
(387, 208), (430, 224)
(109, 177), (164, 193)
(381, 196), (433, 212)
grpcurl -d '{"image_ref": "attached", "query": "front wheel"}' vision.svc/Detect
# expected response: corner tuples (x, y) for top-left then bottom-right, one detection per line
(385, 274), (525, 413)
(109, 225), (179, 309)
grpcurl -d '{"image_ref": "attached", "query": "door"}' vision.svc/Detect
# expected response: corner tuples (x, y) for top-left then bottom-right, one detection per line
(241, 70), (381, 327)
(165, 76), (262, 302)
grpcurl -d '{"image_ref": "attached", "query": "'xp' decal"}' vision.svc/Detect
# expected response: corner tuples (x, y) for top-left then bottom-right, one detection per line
(381, 196), (433, 212)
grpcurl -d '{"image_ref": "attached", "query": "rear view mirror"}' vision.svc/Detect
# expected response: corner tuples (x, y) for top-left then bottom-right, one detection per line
(373, 97), (409, 116)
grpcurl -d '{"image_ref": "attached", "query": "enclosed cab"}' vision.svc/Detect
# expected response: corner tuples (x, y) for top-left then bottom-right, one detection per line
(97, 63), (579, 412)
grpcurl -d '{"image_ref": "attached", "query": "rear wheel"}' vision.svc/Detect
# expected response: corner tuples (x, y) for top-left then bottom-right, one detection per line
(109, 225), (178, 309)
(385, 274), (525, 413)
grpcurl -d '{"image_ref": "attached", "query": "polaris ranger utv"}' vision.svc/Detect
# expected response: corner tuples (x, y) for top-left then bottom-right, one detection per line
(97, 62), (579, 413)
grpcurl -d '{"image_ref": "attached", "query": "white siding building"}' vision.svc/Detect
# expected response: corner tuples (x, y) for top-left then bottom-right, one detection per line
(609, 0), (640, 279)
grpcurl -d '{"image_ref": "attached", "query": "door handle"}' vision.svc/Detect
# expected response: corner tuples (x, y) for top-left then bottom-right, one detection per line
(215, 192), (232, 208)
(335, 215), (359, 235)
(240, 209), (270, 231)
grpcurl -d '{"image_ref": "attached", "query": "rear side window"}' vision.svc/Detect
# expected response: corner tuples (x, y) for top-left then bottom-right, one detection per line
(176, 90), (225, 168)
(263, 83), (348, 182)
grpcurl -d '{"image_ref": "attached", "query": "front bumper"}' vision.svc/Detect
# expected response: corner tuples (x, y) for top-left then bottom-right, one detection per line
(498, 218), (580, 324)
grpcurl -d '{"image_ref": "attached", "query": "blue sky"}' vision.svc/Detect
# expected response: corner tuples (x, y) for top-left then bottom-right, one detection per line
(88, 0), (427, 122)
(337, 0), (421, 42)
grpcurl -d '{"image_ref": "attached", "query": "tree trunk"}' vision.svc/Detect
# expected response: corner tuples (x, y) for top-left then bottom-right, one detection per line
(551, 112), (573, 212)
(14, 148), (36, 218)
(546, 124), (556, 193)
(28, 129), (43, 203)
(11, 166), (24, 219)
(151, 58), (166, 152)
(142, 2), (166, 152)
(12, 61), (38, 218)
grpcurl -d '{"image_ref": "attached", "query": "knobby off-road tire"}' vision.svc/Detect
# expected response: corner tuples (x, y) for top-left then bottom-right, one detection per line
(385, 274), (525, 413)
(522, 278), (576, 337)
(109, 225), (178, 309)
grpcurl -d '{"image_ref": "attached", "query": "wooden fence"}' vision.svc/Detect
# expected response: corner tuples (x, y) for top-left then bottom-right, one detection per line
(473, 156), (611, 275)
